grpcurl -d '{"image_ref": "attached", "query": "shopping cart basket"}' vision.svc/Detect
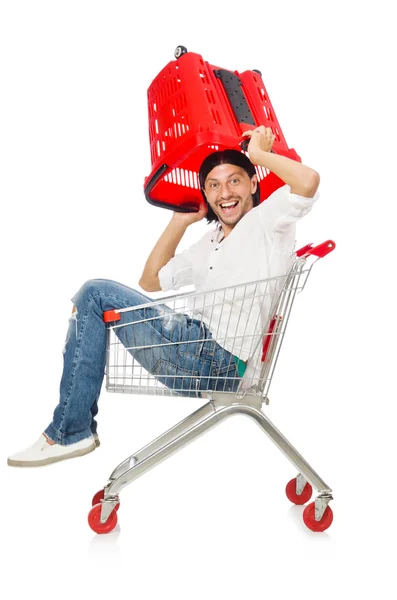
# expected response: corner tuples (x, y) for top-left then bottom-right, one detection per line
(88, 240), (336, 534)
(144, 46), (301, 212)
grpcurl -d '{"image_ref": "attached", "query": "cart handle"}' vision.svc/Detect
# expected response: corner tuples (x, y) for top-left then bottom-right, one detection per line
(103, 310), (121, 323)
(103, 241), (336, 323)
(296, 240), (336, 258)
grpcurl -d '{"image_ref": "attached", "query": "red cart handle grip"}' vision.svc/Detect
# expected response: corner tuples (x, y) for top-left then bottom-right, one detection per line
(103, 310), (121, 323)
(296, 240), (336, 258)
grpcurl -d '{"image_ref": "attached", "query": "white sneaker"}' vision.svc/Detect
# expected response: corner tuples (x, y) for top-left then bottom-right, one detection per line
(7, 434), (96, 467)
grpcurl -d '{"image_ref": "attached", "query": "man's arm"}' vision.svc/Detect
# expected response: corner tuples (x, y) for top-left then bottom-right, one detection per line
(139, 205), (207, 292)
(242, 126), (320, 197)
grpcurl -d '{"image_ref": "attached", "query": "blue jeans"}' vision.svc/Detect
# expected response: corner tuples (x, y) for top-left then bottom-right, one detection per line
(45, 279), (239, 445)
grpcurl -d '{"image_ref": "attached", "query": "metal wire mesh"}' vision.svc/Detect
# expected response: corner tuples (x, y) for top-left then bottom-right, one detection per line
(105, 258), (311, 399)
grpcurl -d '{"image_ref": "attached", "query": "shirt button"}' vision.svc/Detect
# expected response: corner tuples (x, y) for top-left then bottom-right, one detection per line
(209, 267), (213, 270)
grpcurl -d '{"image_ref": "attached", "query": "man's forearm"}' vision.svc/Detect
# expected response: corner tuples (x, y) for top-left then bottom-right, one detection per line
(139, 218), (188, 292)
(251, 150), (320, 197)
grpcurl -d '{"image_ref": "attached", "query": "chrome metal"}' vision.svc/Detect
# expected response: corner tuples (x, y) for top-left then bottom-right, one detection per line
(105, 263), (311, 401)
(99, 398), (331, 505)
(315, 493), (333, 521)
(97, 253), (333, 528)
(109, 402), (215, 481)
(100, 497), (119, 524)
(210, 391), (263, 409)
(296, 473), (306, 495)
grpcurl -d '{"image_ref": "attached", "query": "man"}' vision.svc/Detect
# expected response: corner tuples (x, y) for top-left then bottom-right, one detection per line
(7, 126), (319, 467)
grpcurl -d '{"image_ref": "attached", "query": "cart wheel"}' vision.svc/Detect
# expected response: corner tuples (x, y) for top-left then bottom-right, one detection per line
(92, 490), (120, 511)
(285, 477), (313, 505)
(303, 502), (333, 532)
(253, 69), (262, 76)
(88, 503), (118, 534)
(174, 45), (188, 59)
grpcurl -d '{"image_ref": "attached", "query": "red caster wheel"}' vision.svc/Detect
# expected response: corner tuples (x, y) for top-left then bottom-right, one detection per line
(303, 502), (333, 532)
(92, 490), (120, 511)
(285, 478), (313, 505)
(88, 503), (118, 534)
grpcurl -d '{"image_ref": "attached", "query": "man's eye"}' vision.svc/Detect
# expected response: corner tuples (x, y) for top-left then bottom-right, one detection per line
(209, 183), (219, 189)
(230, 179), (239, 185)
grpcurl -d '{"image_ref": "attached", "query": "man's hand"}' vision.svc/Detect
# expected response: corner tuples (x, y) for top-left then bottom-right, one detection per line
(243, 125), (320, 197)
(242, 126), (275, 163)
(171, 203), (208, 226)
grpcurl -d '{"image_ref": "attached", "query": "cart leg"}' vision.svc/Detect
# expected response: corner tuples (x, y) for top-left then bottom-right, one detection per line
(97, 402), (218, 523)
(106, 402), (216, 482)
(247, 406), (332, 497)
(105, 403), (240, 498)
(98, 402), (332, 524)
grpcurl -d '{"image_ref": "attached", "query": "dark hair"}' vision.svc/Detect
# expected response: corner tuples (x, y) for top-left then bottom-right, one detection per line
(198, 149), (261, 225)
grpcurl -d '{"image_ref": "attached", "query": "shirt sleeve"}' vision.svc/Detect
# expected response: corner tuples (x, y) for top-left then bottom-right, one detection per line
(158, 247), (194, 291)
(259, 184), (319, 251)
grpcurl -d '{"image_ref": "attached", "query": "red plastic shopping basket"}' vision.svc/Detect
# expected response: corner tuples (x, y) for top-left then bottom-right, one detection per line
(144, 46), (301, 212)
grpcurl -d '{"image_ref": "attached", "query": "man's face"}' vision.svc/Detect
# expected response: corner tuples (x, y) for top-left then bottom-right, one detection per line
(203, 163), (258, 234)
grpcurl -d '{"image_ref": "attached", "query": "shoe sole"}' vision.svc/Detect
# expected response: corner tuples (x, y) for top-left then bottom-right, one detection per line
(7, 442), (96, 467)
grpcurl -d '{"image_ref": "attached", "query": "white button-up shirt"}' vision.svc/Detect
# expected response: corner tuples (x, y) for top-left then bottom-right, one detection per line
(159, 184), (319, 361)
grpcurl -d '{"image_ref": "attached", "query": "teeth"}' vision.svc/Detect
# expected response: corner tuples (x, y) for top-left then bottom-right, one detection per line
(220, 201), (238, 208)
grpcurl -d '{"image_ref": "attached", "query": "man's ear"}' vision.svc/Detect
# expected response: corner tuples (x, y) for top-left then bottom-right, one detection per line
(251, 174), (258, 194)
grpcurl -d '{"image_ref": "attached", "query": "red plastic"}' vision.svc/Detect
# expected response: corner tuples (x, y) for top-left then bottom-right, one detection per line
(295, 243), (313, 257)
(145, 51), (301, 211)
(261, 316), (280, 362)
(302, 502), (334, 532)
(88, 504), (118, 534)
(92, 490), (120, 512)
(296, 240), (336, 259)
(285, 478), (313, 505)
(103, 310), (121, 323)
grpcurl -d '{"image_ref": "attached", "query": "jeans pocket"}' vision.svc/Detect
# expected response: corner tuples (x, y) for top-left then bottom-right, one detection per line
(211, 363), (240, 393)
(175, 318), (204, 357)
(151, 359), (200, 397)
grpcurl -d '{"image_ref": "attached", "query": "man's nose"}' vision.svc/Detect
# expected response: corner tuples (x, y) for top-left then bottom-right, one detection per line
(219, 182), (232, 198)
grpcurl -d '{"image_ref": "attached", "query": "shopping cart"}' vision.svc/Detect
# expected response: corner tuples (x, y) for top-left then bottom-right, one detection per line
(88, 240), (336, 534)
(144, 46), (301, 212)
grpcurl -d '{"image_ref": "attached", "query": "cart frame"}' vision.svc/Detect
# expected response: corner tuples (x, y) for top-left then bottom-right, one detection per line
(88, 241), (335, 534)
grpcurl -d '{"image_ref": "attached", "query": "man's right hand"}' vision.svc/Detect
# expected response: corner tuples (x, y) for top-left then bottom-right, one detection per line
(171, 203), (208, 227)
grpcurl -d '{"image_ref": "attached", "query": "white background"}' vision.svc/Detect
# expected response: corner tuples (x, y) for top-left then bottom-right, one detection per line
(1, 1), (396, 598)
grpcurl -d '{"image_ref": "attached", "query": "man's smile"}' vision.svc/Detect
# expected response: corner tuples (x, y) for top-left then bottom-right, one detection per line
(218, 199), (240, 214)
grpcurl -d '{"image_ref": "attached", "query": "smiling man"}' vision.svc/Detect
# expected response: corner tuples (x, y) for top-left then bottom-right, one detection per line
(141, 127), (319, 293)
(8, 126), (320, 467)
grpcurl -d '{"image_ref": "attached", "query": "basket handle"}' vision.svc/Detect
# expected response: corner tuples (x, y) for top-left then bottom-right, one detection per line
(214, 69), (256, 130)
(241, 137), (277, 153)
(144, 164), (199, 213)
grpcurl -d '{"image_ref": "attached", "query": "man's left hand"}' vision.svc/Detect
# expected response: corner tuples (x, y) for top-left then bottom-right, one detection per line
(242, 126), (275, 162)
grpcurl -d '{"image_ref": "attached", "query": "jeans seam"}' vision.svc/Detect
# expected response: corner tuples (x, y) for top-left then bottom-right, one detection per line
(57, 298), (93, 440)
